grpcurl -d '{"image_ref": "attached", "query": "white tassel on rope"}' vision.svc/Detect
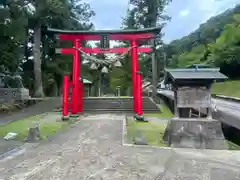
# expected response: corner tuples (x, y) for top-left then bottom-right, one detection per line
(90, 62), (98, 70)
(73, 46), (138, 66)
(113, 60), (122, 67)
(101, 66), (108, 73)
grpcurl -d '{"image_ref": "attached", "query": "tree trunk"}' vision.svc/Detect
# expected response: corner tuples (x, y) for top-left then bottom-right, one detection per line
(33, 24), (45, 97)
(51, 82), (58, 97)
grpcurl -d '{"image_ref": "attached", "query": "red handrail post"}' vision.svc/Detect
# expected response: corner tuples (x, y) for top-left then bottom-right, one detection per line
(62, 75), (69, 120)
(137, 73), (143, 116)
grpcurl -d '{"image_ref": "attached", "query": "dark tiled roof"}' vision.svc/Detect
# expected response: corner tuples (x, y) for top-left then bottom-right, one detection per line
(46, 26), (163, 35)
(164, 68), (228, 84)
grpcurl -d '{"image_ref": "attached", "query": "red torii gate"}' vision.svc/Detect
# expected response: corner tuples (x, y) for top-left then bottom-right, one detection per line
(46, 27), (162, 119)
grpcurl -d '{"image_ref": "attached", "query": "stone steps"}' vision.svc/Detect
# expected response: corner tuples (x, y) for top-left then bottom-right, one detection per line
(80, 97), (159, 113)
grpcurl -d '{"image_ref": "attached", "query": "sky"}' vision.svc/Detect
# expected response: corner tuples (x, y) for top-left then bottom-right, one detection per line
(84, 0), (239, 43)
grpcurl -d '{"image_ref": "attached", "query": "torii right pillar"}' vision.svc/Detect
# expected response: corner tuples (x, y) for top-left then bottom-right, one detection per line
(131, 40), (144, 121)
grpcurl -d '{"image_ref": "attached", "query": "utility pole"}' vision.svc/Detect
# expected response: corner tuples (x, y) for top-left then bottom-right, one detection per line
(151, 39), (158, 103)
(163, 50), (167, 70)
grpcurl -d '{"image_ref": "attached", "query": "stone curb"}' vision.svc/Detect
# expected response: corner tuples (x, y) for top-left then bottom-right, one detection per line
(213, 94), (240, 103)
(121, 116), (127, 146)
(121, 115), (240, 153)
(158, 90), (240, 103)
(0, 145), (26, 161)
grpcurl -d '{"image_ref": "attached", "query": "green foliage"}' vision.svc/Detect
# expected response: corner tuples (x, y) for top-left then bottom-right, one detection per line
(212, 80), (240, 98)
(207, 15), (240, 66)
(0, 0), (95, 96)
(112, 0), (171, 91)
(166, 5), (240, 79)
(109, 59), (132, 93)
(126, 0), (171, 28)
(126, 118), (168, 147)
(0, 0), (28, 73)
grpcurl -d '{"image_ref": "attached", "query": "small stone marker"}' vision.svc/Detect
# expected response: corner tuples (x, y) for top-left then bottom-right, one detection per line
(133, 131), (148, 145)
(24, 123), (41, 142)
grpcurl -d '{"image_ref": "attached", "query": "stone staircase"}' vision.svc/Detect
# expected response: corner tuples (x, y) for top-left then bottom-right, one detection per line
(82, 97), (159, 113)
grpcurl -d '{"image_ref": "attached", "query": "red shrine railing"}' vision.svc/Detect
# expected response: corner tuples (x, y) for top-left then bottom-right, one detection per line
(46, 26), (162, 119)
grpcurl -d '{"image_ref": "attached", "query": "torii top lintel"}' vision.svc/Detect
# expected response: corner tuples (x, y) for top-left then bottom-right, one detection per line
(46, 26), (163, 41)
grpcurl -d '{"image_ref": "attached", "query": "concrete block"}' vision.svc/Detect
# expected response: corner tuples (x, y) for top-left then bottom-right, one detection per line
(163, 118), (228, 149)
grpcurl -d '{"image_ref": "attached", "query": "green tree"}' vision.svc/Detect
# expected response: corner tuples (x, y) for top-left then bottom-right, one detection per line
(121, 0), (171, 84)
(26, 0), (95, 97)
(164, 4), (240, 82)
(0, 0), (28, 74)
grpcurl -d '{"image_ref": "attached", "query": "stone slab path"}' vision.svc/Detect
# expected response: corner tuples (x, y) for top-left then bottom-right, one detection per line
(1, 114), (240, 179)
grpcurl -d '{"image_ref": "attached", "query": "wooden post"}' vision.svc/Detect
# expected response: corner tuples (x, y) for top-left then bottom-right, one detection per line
(174, 87), (179, 118)
(78, 80), (83, 113)
(207, 84), (213, 119)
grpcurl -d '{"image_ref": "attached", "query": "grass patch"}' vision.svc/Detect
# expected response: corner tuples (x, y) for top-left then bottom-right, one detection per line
(126, 119), (168, 147)
(212, 80), (240, 98)
(228, 141), (240, 150)
(38, 119), (76, 140)
(144, 104), (173, 119)
(0, 114), (76, 141)
(0, 115), (41, 140)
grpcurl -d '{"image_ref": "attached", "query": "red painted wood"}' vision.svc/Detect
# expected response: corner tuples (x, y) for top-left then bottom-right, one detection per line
(59, 47), (151, 54)
(60, 48), (75, 54)
(62, 75), (69, 117)
(131, 40), (138, 113)
(137, 73), (143, 115)
(59, 31), (149, 115)
(71, 40), (80, 114)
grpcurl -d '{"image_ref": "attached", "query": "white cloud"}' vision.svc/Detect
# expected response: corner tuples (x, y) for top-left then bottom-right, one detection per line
(179, 9), (190, 17)
(197, 0), (239, 23)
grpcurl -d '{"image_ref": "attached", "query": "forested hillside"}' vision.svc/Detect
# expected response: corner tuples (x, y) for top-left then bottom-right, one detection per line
(166, 4), (240, 79)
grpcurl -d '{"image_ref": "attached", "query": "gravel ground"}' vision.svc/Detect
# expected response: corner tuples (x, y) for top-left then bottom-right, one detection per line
(0, 114), (240, 180)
